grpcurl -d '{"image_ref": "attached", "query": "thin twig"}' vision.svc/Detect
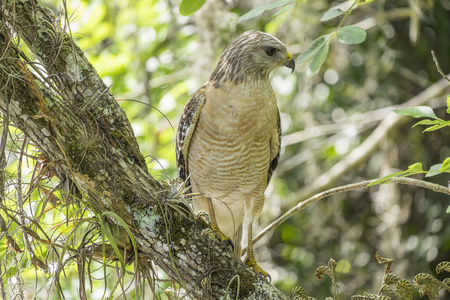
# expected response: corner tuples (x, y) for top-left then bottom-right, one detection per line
(116, 99), (174, 131)
(431, 50), (450, 83)
(243, 177), (450, 254)
(290, 76), (450, 202)
(0, 94), (9, 300)
(0, 93), (9, 200)
(281, 95), (446, 148)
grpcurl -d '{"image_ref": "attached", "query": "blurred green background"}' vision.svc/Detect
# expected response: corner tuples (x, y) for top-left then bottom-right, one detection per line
(2, 0), (449, 299)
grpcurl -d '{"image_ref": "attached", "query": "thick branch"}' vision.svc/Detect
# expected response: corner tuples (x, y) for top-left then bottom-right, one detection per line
(0, 1), (287, 298)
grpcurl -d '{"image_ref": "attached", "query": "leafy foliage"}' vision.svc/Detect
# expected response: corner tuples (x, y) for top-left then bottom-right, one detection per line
(320, 8), (346, 22)
(179, 0), (207, 16)
(292, 254), (449, 299)
(372, 102), (450, 188)
(298, 0), (368, 74)
(297, 35), (330, 63)
(236, 0), (294, 23)
(337, 25), (367, 45)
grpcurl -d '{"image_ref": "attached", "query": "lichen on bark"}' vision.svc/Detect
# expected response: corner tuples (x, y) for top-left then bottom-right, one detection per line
(0, 1), (288, 298)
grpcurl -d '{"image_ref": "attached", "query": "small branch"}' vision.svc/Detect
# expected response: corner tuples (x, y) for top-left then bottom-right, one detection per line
(282, 95), (447, 149)
(431, 50), (450, 83)
(0, 97), (7, 300)
(290, 76), (450, 202)
(243, 177), (450, 254)
(0, 94), (8, 202)
(392, 177), (450, 194)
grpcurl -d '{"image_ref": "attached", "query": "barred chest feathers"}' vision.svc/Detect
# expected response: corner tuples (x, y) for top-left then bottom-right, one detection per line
(203, 80), (277, 141)
(187, 80), (278, 200)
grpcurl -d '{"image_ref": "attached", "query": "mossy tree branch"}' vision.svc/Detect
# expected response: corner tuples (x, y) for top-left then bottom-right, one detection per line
(0, 1), (287, 298)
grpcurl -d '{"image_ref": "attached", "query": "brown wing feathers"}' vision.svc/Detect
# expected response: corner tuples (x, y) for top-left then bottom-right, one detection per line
(176, 86), (207, 188)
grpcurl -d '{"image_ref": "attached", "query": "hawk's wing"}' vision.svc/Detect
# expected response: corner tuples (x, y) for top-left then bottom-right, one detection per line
(267, 109), (281, 185)
(176, 85), (207, 189)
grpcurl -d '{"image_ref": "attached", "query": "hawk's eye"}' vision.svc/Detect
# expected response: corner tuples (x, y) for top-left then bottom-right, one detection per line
(265, 47), (276, 56)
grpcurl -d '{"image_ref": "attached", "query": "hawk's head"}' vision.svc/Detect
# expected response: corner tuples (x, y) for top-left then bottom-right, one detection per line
(210, 30), (295, 86)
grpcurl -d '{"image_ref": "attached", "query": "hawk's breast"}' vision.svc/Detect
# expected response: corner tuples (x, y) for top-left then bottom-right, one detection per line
(187, 81), (278, 203)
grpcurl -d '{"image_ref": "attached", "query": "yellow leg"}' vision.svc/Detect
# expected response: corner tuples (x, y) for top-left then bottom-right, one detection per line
(206, 198), (234, 251)
(244, 222), (270, 281)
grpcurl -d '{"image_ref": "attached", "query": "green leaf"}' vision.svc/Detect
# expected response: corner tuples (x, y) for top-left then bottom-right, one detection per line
(320, 8), (345, 21)
(100, 220), (125, 269)
(337, 25), (367, 45)
(179, 0), (207, 16)
(102, 211), (139, 267)
(272, 3), (295, 18)
(447, 205), (450, 214)
(237, 0), (291, 23)
(446, 94), (450, 114)
(412, 119), (441, 128)
(441, 157), (450, 172)
(368, 170), (409, 186)
(308, 43), (329, 74)
(6, 266), (18, 277)
(423, 121), (450, 132)
(369, 163), (424, 186)
(394, 106), (441, 119)
(425, 164), (442, 178)
(298, 34), (330, 63)
(407, 162), (423, 172)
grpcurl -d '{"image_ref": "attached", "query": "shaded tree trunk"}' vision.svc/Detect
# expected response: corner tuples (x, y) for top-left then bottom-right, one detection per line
(0, 1), (287, 299)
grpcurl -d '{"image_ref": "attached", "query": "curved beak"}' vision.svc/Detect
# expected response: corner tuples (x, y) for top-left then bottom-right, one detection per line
(284, 52), (295, 73)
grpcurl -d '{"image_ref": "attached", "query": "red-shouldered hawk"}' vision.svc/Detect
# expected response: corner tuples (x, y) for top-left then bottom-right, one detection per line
(176, 30), (295, 279)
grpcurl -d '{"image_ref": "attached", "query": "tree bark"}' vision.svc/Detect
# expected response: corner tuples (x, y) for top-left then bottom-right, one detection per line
(0, 1), (287, 299)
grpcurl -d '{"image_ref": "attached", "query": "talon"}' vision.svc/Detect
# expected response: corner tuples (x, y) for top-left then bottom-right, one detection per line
(267, 273), (272, 283)
(222, 240), (227, 249)
(228, 239), (234, 252)
(209, 223), (234, 253)
(221, 238), (234, 252)
(198, 201), (234, 254)
(245, 256), (270, 280)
